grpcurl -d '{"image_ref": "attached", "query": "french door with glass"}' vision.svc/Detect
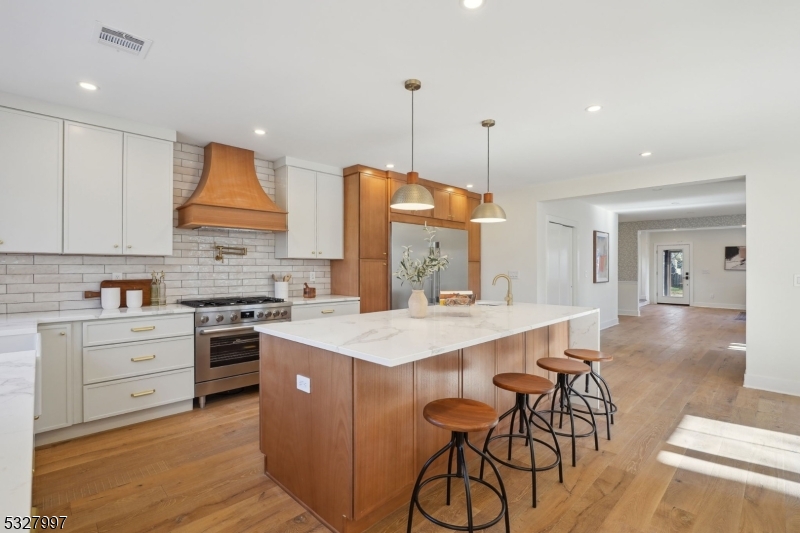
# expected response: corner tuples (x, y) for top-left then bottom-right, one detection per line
(656, 244), (691, 305)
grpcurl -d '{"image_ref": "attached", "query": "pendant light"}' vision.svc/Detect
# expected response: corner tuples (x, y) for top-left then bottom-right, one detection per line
(470, 119), (507, 223)
(390, 79), (436, 210)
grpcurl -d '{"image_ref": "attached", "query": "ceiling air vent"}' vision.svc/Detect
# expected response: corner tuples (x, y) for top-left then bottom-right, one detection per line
(93, 21), (153, 58)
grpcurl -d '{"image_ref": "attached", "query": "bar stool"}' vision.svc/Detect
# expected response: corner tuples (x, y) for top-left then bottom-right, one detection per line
(407, 398), (510, 533)
(479, 373), (563, 508)
(564, 348), (617, 440)
(531, 358), (599, 467)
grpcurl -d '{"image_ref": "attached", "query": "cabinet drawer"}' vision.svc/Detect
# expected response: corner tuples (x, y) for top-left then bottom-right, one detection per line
(83, 336), (194, 385)
(83, 368), (194, 422)
(83, 315), (194, 347)
(291, 301), (360, 322)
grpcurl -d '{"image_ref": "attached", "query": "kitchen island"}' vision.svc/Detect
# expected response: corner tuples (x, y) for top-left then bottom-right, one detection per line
(256, 303), (599, 533)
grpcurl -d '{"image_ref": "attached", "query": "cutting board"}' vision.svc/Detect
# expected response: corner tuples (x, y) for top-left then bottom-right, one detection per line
(84, 279), (153, 308)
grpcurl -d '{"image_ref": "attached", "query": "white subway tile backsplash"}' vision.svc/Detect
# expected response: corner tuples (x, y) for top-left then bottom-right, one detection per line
(0, 142), (330, 313)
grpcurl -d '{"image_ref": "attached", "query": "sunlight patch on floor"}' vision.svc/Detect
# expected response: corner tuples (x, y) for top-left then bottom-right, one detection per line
(659, 415), (800, 496)
(728, 342), (746, 351)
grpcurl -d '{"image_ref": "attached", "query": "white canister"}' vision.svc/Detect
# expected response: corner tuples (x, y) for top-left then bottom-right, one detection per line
(101, 287), (121, 310)
(274, 281), (289, 300)
(126, 290), (143, 309)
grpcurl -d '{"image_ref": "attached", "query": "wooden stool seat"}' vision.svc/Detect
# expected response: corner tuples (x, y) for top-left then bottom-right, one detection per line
(492, 373), (555, 395)
(423, 398), (499, 433)
(536, 357), (590, 375)
(564, 348), (613, 362)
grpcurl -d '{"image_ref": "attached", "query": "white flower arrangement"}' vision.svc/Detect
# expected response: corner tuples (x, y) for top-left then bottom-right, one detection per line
(393, 223), (450, 289)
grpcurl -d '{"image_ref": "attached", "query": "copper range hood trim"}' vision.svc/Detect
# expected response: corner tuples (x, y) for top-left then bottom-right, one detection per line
(177, 142), (287, 231)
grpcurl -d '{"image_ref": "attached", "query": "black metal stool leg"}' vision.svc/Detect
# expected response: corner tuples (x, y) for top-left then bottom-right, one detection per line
(568, 383), (599, 452)
(594, 370), (616, 425)
(407, 434), (455, 533)
(507, 405), (517, 460)
(466, 436), (511, 533)
(589, 371), (611, 440)
(520, 402), (538, 507)
(446, 441), (455, 505)
(456, 436), (475, 533)
(530, 408), (564, 483)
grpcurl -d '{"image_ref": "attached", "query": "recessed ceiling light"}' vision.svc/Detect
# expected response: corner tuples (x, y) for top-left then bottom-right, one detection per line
(586, 105), (602, 113)
(254, 129), (266, 135)
(386, 163), (395, 168)
(466, 184), (473, 188)
(78, 82), (98, 91)
(640, 152), (652, 157)
(461, 0), (484, 9)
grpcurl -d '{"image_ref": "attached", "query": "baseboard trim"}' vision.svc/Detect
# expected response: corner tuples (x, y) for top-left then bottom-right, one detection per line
(601, 318), (619, 330)
(618, 309), (640, 317)
(692, 302), (746, 311)
(744, 373), (800, 397)
(35, 400), (193, 446)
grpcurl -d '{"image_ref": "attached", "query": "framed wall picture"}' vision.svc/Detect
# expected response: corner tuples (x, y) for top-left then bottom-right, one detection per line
(594, 230), (610, 283)
(725, 246), (746, 270)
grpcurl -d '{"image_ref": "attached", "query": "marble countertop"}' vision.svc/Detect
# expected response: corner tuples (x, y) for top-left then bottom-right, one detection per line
(0, 304), (195, 338)
(0, 350), (36, 516)
(288, 295), (361, 306)
(256, 303), (598, 367)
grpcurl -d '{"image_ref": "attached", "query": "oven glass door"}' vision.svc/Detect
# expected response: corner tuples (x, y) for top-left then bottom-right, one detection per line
(196, 325), (260, 382)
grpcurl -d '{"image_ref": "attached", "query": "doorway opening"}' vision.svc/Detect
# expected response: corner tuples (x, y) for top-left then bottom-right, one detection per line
(656, 244), (691, 305)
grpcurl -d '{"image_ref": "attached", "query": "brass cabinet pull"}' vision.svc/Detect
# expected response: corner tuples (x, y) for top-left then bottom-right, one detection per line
(131, 326), (156, 332)
(318, 251), (322, 255)
(131, 389), (155, 398)
(0, 240), (4, 245)
(59, 332), (66, 336)
(34, 415), (40, 420)
(321, 309), (335, 314)
(114, 244), (119, 248)
(131, 354), (156, 362)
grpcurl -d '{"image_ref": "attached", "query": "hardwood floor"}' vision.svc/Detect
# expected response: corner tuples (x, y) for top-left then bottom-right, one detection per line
(33, 305), (800, 532)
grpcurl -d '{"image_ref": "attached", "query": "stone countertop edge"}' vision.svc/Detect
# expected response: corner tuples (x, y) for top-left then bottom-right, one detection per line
(256, 305), (599, 368)
(0, 304), (196, 338)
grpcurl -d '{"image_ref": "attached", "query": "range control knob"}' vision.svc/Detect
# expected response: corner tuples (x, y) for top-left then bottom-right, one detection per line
(265, 311), (274, 318)
(215, 314), (224, 323)
(230, 313), (239, 322)
(280, 310), (288, 318)
(200, 315), (210, 324)
(256, 311), (265, 319)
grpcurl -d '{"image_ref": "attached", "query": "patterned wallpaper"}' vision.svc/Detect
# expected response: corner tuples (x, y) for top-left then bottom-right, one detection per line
(618, 214), (747, 281)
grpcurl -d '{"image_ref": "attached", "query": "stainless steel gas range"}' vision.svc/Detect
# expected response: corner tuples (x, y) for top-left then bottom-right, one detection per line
(180, 296), (292, 408)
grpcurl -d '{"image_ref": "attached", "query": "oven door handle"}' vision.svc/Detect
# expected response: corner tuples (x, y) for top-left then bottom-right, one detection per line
(198, 326), (256, 335)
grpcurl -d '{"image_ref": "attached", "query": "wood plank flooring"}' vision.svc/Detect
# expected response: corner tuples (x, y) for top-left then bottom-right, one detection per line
(33, 305), (800, 532)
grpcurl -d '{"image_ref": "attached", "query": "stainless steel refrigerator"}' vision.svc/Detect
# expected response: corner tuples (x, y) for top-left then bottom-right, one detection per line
(390, 222), (469, 310)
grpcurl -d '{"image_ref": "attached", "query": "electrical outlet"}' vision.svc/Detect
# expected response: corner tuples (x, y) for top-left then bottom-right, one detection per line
(795, 274), (800, 287)
(508, 271), (519, 279)
(296, 374), (311, 393)
(710, 293), (715, 299)
(309, 272), (316, 282)
(112, 272), (123, 280)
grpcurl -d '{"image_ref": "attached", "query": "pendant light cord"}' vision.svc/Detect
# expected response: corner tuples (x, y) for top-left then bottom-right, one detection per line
(411, 89), (415, 171)
(486, 125), (490, 193)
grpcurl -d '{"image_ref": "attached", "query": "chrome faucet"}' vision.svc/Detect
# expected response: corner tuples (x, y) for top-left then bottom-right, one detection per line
(492, 274), (513, 306)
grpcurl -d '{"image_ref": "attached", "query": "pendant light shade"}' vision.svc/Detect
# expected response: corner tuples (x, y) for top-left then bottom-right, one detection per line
(470, 119), (507, 223)
(390, 79), (435, 211)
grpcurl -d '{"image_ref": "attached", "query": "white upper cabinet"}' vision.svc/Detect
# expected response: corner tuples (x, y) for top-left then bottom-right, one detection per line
(124, 133), (174, 255)
(274, 161), (344, 260)
(315, 172), (344, 259)
(63, 123), (174, 256)
(64, 122), (124, 254)
(0, 108), (63, 253)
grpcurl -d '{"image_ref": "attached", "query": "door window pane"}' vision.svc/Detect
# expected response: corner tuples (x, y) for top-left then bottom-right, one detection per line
(662, 250), (684, 297)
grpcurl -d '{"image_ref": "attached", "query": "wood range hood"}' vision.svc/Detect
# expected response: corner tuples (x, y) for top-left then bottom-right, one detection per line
(177, 142), (287, 231)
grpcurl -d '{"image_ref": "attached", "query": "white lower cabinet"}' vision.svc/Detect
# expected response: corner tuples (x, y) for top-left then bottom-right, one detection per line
(82, 316), (194, 422)
(291, 301), (360, 322)
(35, 324), (72, 434)
(83, 368), (194, 422)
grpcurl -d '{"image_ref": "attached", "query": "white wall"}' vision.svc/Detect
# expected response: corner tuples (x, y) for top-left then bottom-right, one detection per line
(482, 147), (800, 397)
(481, 197), (618, 330)
(646, 228), (746, 310)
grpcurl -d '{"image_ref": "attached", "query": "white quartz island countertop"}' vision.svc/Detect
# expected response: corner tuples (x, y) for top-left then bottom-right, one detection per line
(256, 303), (598, 367)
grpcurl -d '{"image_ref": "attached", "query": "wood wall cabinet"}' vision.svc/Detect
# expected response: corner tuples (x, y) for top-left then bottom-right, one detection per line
(359, 259), (389, 313)
(275, 163), (344, 259)
(35, 324), (73, 434)
(331, 165), (481, 314)
(64, 123), (174, 256)
(434, 189), (467, 223)
(0, 108), (63, 254)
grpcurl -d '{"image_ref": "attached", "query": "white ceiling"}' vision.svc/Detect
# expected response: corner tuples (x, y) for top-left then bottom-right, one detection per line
(578, 177), (746, 222)
(1, 1), (799, 192)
